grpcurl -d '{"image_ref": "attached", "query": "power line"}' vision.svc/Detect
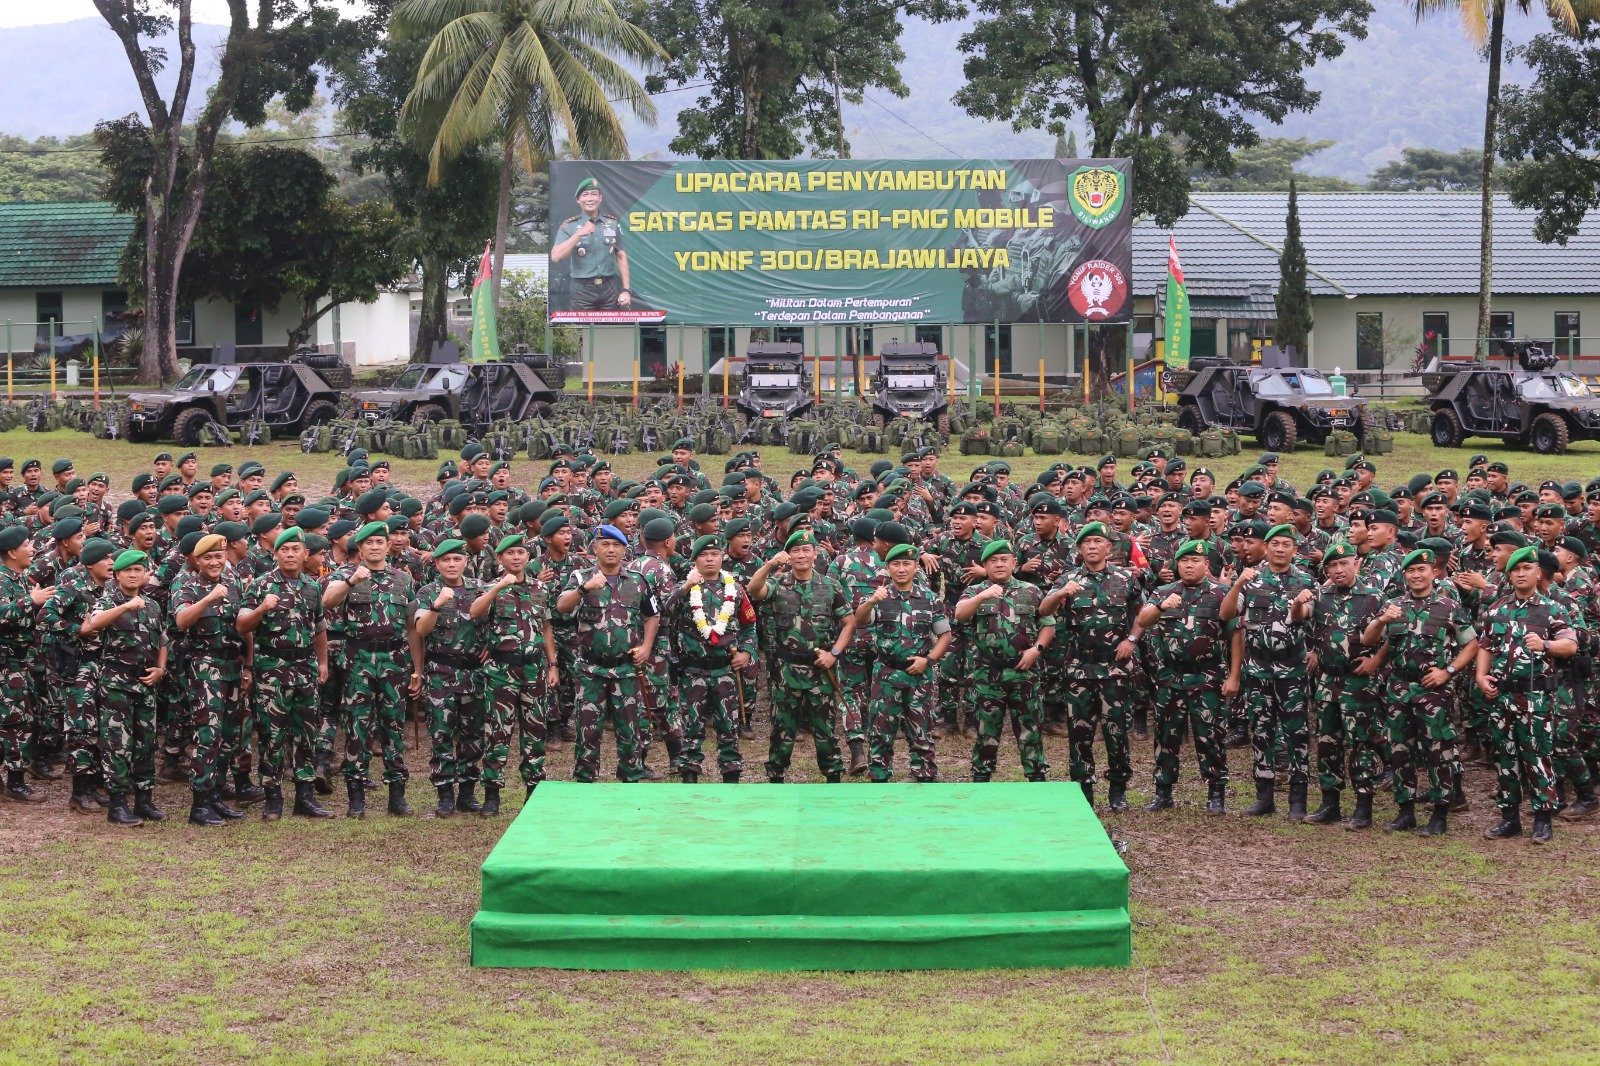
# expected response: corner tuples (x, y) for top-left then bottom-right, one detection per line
(0, 81), (712, 156)
(861, 92), (959, 156)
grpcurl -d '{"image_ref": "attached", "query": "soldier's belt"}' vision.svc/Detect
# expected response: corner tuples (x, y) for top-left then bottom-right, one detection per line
(348, 637), (407, 653)
(255, 643), (315, 662)
(425, 650), (479, 671)
(1498, 678), (1539, 695)
(1251, 646), (1304, 666)
(775, 647), (820, 666)
(878, 655), (917, 671)
(494, 648), (548, 668)
(101, 658), (155, 675)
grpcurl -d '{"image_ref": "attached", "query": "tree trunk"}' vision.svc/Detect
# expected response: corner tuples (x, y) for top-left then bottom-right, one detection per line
(1476, 4), (1506, 359)
(492, 135), (513, 310)
(413, 253), (450, 361)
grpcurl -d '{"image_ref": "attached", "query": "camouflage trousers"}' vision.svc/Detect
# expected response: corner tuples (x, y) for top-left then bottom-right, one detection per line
(1488, 689), (1559, 815)
(1152, 683), (1227, 787)
(937, 627), (971, 728)
(1552, 698), (1593, 789)
(973, 679), (1048, 782)
(62, 671), (98, 775)
(1064, 674), (1130, 786)
(549, 636), (579, 730)
(252, 658), (321, 786)
(482, 658), (548, 788)
(1242, 671), (1310, 786)
(315, 641), (349, 762)
(1313, 674), (1383, 796)
(634, 656), (680, 769)
(1458, 674), (1493, 747)
(835, 648), (871, 743)
(0, 661), (37, 772)
(98, 668), (156, 796)
(157, 659), (186, 763)
(765, 678), (844, 780)
(867, 667), (938, 782)
(32, 662), (60, 756)
(1384, 677), (1457, 807)
(574, 668), (643, 783)
(423, 663), (484, 787)
(344, 648), (410, 785)
(186, 658), (243, 794)
(677, 670), (742, 779)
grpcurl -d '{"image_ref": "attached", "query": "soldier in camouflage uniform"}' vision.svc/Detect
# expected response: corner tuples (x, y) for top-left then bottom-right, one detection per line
(1042, 522), (1138, 806)
(628, 517), (685, 779)
(854, 542), (951, 782)
(238, 527), (331, 821)
(960, 539), (1053, 784)
(1305, 541), (1388, 829)
(538, 513), (587, 742)
(826, 518), (883, 768)
(1016, 497), (1075, 737)
(84, 550), (169, 827)
(555, 525), (658, 782)
(39, 537), (115, 812)
(470, 533), (559, 810)
(1362, 547), (1478, 836)
(325, 521), (416, 819)
(412, 538), (485, 815)
(921, 501), (988, 736)
(665, 535), (758, 783)
(1134, 539), (1231, 813)
(748, 529), (854, 782)
(0, 526), (52, 805)
(1477, 546), (1579, 844)
(171, 534), (250, 826)
(1223, 524), (1317, 819)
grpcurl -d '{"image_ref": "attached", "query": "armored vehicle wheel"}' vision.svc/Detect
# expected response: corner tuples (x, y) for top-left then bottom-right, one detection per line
(410, 403), (447, 426)
(1176, 405), (1201, 433)
(301, 401), (339, 429)
(1430, 409), (1464, 448)
(172, 406), (212, 446)
(937, 410), (951, 435)
(1259, 410), (1298, 452)
(1531, 412), (1570, 454)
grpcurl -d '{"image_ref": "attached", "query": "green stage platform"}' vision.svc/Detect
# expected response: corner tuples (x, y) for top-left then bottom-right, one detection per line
(471, 783), (1130, 971)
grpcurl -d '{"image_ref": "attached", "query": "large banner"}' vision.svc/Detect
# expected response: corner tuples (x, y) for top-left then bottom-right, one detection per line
(548, 158), (1131, 326)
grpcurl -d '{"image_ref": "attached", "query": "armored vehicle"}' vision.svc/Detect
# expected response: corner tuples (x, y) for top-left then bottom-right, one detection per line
(350, 341), (557, 428)
(505, 344), (570, 391)
(1425, 342), (1600, 454)
(870, 341), (950, 432)
(733, 341), (814, 421)
(1171, 356), (1366, 451)
(127, 344), (349, 444)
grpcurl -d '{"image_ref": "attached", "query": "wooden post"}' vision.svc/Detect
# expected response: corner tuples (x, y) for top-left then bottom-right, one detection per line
(4, 321), (11, 403)
(586, 355), (594, 403)
(814, 346), (822, 403)
(1082, 324), (1091, 406)
(49, 320), (58, 401)
(1038, 357), (1045, 414)
(92, 326), (101, 411)
(722, 348), (731, 410)
(632, 359), (639, 409)
(677, 359), (684, 412)
(991, 321), (1001, 420)
(1126, 322), (1135, 416)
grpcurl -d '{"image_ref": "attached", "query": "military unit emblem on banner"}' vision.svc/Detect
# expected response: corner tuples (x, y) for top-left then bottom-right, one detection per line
(1069, 167), (1125, 229)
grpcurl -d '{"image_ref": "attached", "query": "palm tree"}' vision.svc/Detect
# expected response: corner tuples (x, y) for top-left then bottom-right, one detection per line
(394, 0), (663, 306)
(1412, 0), (1592, 358)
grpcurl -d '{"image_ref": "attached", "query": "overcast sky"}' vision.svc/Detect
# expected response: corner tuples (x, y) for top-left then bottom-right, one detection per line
(0, 1), (364, 27)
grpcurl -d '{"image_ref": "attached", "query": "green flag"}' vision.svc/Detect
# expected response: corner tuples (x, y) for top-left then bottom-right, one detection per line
(1163, 235), (1189, 370)
(470, 240), (500, 362)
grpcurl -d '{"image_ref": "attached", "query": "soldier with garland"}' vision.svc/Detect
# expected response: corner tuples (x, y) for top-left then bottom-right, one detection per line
(663, 535), (758, 783)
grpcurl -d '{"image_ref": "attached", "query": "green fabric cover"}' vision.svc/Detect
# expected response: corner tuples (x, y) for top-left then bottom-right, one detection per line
(471, 782), (1130, 971)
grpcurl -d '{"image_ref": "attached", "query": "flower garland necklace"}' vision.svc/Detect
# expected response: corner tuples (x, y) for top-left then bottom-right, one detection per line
(690, 571), (738, 645)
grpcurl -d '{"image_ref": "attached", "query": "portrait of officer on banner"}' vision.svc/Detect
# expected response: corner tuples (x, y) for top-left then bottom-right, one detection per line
(550, 176), (636, 316)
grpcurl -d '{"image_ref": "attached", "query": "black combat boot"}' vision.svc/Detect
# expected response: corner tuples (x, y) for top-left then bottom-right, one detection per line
(313, 752), (334, 795)
(106, 793), (142, 827)
(388, 781), (412, 817)
(681, 770), (699, 784)
(1225, 725), (1249, 749)
(666, 734), (683, 766)
(1041, 707), (1068, 738)
(30, 758), (62, 781)
(435, 785), (456, 818)
(722, 771), (741, 784)
(4, 769), (44, 803)
(457, 781), (482, 814)
(1345, 793), (1373, 830)
(1245, 780), (1275, 817)
(1386, 801), (1416, 832)
(481, 785), (501, 817)
(824, 772), (842, 783)
(1531, 812), (1554, 844)
(1287, 783), (1308, 822)
(69, 773), (101, 814)
(133, 788), (166, 822)
(232, 772), (264, 805)
(640, 762), (663, 782)
(292, 781), (334, 819)
(261, 785), (284, 821)
(1559, 782), (1599, 821)
(1306, 789), (1342, 825)
(1484, 811), (1522, 838)
(1080, 781), (1094, 808)
(1419, 803), (1449, 837)
(188, 792), (225, 827)
(1205, 781), (1225, 814)
(1108, 781), (1129, 812)
(208, 790), (244, 820)
(346, 778), (365, 820)
(1145, 784), (1174, 811)
(1449, 783), (1470, 812)
(848, 739), (868, 777)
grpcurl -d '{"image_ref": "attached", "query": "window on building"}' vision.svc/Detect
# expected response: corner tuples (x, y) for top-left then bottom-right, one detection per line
(1490, 311), (1515, 343)
(101, 290), (128, 321)
(1556, 312), (1580, 360)
(984, 323), (1012, 375)
(1356, 311), (1385, 371)
(1422, 312), (1449, 359)
(35, 291), (63, 342)
(775, 326), (804, 345)
(1191, 323), (1217, 361)
(234, 304), (263, 347)
(914, 324), (944, 347)
(640, 326), (667, 374)
(176, 303), (195, 346)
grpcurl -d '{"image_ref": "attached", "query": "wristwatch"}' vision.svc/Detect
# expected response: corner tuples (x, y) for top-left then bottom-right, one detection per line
(1446, 664), (1458, 676)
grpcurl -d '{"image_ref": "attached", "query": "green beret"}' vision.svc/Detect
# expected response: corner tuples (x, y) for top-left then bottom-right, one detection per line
(1263, 523), (1296, 544)
(214, 521), (250, 543)
(883, 542), (916, 563)
(1506, 544), (1539, 572)
(274, 527), (305, 550)
(1098, 455), (1116, 468)
(186, 482), (212, 498)
(690, 534), (725, 559)
(1237, 481), (1266, 498)
(177, 531), (205, 558)
(130, 473), (155, 492)
(459, 514), (491, 539)
(723, 518), (752, 540)
(460, 443), (484, 461)
(0, 527), (26, 555)
(112, 549), (148, 573)
(238, 461), (264, 478)
(687, 503), (719, 524)
(52, 504), (84, 522)
(1561, 535), (1590, 560)
(1322, 541), (1357, 564)
(63, 478), (86, 495)
(251, 514), (283, 537)
(294, 507), (330, 531)
(350, 521), (389, 548)
(1401, 548), (1436, 570)
(0, 458), (10, 471)
(158, 473), (184, 492)
(602, 499), (636, 522)
(210, 463), (232, 477)
(433, 538), (467, 559)
(156, 495), (189, 515)
(355, 489), (388, 516)
(784, 529), (816, 549)
(88, 472), (108, 485)
(116, 499), (147, 523)
(214, 488), (239, 505)
(51, 458), (74, 476)
(574, 176), (600, 197)
(642, 517), (677, 542)
(50, 518), (84, 541)
(326, 519), (358, 542)
(1075, 522), (1109, 544)
(1173, 539), (1209, 562)
(540, 513), (569, 537)
(242, 490), (269, 506)
(80, 539), (116, 567)
(270, 472), (296, 493)
(980, 539), (1015, 563)
(495, 533), (527, 554)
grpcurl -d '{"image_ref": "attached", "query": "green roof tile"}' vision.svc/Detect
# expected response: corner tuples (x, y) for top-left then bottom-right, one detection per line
(0, 201), (135, 289)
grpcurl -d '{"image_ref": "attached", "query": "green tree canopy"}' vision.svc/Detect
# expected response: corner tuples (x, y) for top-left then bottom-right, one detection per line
(1367, 146), (1484, 191)
(0, 134), (109, 203)
(1190, 138), (1357, 192)
(1499, 26), (1600, 245)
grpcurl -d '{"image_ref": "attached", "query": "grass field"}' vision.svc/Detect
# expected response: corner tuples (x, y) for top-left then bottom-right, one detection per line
(1, 423), (1598, 1064)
